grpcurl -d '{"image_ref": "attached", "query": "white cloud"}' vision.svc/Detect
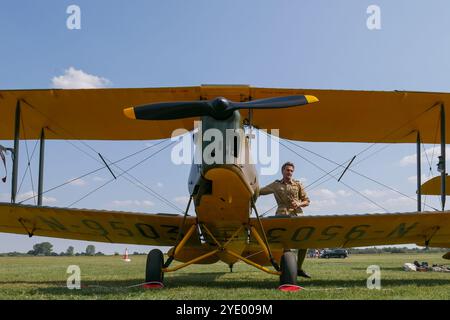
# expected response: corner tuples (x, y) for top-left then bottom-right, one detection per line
(310, 188), (337, 199)
(157, 182), (163, 188)
(174, 196), (190, 205)
(111, 200), (154, 207)
(348, 202), (380, 212)
(400, 146), (450, 167)
(0, 191), (57, 204)
(360, 189), (392, 198)
(336, 190), (352, 197)
(384, 196), (414, 208)
(309, 198), (337, 210)
(68, 178), (86, 186)
(92, 176), (106, 182)
(407, 174), (429, 184)
(51, 67), (111, 89)
(307, 199), (381, 214)
(309, 188), (352, 199)
(305, 187), (416, 215)
(42, 196), (57, 204)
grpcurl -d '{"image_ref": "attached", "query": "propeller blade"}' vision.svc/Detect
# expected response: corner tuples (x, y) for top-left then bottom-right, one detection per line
(124, 101), (213, 120)
(231, 95), (318, 109)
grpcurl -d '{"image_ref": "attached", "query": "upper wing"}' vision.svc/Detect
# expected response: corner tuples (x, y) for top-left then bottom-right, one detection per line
(0, 203), (200, 247)
(420, 175), (450, 195)
(2, 85), (450, 143)
(249, 211), (450, 249)
(246, 88), (450, 143)
(0, 87), (201, 140)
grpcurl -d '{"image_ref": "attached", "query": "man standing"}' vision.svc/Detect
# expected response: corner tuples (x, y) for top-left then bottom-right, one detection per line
(259, 161), (311, 278)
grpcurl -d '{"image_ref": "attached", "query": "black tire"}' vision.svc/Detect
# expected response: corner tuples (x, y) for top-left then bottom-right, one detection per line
(145, 249), (164, 283)
(279, 251), (297, 286)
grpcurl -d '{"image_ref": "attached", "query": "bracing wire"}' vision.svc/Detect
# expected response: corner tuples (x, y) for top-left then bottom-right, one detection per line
(19, 100), (184, 211)
(16, 139), (39, 196)
(258, 129), (439, 214)
(19, 139), (180, 212)
(281, 135), (439, 211)
(422, 111), (442, 209)
(16, 116), (39, 204)
(68, 140), (178, 209)
(18, 139), (168, 204)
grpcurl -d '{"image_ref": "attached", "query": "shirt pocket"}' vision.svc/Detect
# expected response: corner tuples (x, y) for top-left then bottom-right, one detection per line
(289, 185), (299, 198)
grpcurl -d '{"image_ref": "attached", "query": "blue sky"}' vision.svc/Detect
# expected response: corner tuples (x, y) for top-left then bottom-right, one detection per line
(1, 0), (450, 254)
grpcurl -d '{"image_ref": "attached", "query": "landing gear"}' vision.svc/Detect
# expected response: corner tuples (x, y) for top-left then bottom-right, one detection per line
(279, 251), (297, 286)
(145, 249), (164, 284)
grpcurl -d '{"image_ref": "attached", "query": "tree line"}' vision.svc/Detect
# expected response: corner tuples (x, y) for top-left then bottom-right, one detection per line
(347, 247), (448, 254)
(0, 242), (103, 257)
(0, 242), (149, 257)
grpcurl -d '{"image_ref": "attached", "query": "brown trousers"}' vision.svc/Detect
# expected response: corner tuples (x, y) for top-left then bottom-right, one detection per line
(283, 248), (307, 270)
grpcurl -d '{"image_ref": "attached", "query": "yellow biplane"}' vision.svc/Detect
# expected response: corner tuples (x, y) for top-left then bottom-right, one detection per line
(0, 85), (449, 288)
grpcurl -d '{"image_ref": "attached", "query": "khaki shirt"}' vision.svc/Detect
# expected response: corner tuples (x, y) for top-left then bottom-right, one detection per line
(259, 179), (309, 216)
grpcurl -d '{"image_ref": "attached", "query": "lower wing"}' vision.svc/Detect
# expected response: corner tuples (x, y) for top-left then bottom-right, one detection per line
(249, 211), (450, 249)
(0, 203), (200, 246)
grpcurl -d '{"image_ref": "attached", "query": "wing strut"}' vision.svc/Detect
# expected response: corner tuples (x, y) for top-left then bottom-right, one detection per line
(417, 131), (422, 212)
(337, 155), (356, 182)
(439, 104), (446, 211)
(251, 200), (280, 272)
(38, 128), (45, 206)
(163, 191), (196, 268)
(11, 100), (20, 203)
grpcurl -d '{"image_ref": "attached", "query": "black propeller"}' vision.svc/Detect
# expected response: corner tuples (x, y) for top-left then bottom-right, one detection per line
(124, 95), (318, 121)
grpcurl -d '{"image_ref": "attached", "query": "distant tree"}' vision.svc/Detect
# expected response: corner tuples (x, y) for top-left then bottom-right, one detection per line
(7, 252), (24, 257)
(66, 246), (75, 256)
(133, 251), (140, 255)
(59, 252), (65, 256)
(85, 245), (96, 256)
(114, 252), (119, 256)
(95, 252), (105, 256)
(31, 242), (53, 256)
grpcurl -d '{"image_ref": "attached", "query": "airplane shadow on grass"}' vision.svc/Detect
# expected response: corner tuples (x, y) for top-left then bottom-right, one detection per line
(3, 272), (447, 297)
(350, 267), (405, 271)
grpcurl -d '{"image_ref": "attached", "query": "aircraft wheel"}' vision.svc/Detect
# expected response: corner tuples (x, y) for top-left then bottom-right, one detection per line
(279, 251), (297, 286)
(145, 249), (164, 283)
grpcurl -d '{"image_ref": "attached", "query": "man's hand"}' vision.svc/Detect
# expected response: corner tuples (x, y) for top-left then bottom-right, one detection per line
(291, 200), (309, 209)
(291, 200), (301, 209)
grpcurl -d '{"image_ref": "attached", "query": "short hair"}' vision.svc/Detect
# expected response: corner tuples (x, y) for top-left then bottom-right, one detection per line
(282, 161), (295, 171)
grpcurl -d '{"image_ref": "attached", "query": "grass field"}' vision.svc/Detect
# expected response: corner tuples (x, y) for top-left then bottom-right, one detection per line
(0, 253), (449, 300)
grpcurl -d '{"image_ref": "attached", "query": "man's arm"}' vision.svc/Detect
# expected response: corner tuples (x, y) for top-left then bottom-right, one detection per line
(259, 182), (274, 195)
(291, 181), (310, 209)
(298, 181), (310, 207)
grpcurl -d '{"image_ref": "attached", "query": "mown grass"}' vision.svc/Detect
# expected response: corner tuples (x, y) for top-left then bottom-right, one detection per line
(0, 253), (448, 300)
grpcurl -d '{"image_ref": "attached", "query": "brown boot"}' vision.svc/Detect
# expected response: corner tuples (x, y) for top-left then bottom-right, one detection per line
(297, 269), (311, 278)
